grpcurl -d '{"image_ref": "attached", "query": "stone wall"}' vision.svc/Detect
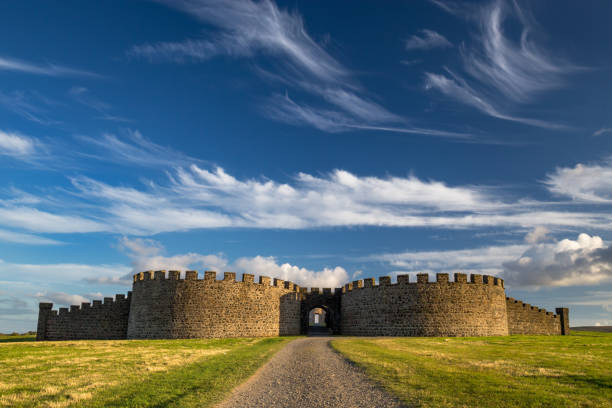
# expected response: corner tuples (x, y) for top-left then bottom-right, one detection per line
(36, 293), (131, 341)
(506, 297), (565, 335)
(126, 270), (302, 339)
(35, 269), (569, 340)
(340, 273), (509, 337)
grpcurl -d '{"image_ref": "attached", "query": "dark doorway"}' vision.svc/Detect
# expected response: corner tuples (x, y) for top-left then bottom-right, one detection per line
(307, 305), (332, 336)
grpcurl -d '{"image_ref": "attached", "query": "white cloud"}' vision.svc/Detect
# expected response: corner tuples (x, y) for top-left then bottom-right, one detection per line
(503, 233), (612, 287)
(234, 256), (348, 289)
(371, 244), (528, 277)
(5, 162), (610, 236)
(0, 229), (62, 245)
(0, 206), (106, 234)
(34, 291), (91, 307)
(566, 291), (612, 312)
(405, 29), (452, 50)
(525, 226), (550, 244)
(0, 295), (32, 315)
(545, 161), (612, 203)
(371, 232), (612, 288)
(117, 236), (228, 275)
(0, 55), (98, 77)
(0, 259), (130, 284)
(116, 237), (348, 288)
(0, 130), (37, 157)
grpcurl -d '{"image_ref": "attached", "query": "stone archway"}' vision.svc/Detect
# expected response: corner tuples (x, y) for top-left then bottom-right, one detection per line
(300, 289), (341, 335)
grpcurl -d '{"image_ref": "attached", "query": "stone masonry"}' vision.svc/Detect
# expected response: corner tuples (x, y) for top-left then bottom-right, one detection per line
(36, 270), (569, 340)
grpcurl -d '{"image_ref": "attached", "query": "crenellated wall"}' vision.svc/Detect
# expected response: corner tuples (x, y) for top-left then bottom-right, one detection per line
(126, 270), (302, 339)
(35, 269), (569, 340)
(340, 273), (509, 337)
(36, 293), (131, 341)
(505, 297), (564, 335)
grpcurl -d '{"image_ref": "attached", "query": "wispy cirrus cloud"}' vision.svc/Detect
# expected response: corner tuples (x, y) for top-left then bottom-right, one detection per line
(0, 90), (60, 125)
(370, 243), (528, 278)
(0, 55), (98, 78)
(593, 128), (612, 137)
(424, 71), (566, 129)
(129, 0), (463, 138)
(75, 129), (203, 168)
(263, 92), (470, 139)
(428, 0), (474, 18)
(0, 229), (62, 245)
(68, 87), (131, 122)
(405, 29), (452, 50)
(425, 0), (578, 128)
(131, 0), (348, 83)
(0, 206), (106, 234)
(462, 0), (572, 103)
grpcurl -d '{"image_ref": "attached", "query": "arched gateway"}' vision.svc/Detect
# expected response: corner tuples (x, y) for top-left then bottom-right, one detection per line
(36, 270), (570, 341)
(299, 288), (341, 335)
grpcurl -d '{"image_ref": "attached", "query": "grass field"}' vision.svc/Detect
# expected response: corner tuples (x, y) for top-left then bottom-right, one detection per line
(332, 331), (612, 408)
(0, 334), (295, 408)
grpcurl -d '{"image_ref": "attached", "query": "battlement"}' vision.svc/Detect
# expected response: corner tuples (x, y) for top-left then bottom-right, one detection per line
(41, 292), (132, 317)
(505, 296), (565, 335)
(505, 297), (558, 318)
(299, 287), (342, 295)
(342, 273), (504, 292)
(132, 270), (299, 292)
(36, 291), (131, 341)
(37, 265), (568, 341)
(127, 270), (302, 339)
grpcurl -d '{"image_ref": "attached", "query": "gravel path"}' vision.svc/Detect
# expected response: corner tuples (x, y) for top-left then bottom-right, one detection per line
(215, 337), (404, 408)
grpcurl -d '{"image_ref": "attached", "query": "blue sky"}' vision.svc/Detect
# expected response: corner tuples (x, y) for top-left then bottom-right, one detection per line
(1, 0), (611, 332)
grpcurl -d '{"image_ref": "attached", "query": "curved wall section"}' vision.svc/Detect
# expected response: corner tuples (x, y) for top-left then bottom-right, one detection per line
(340, 273), (509, 337)
(127, 270), (301, 339)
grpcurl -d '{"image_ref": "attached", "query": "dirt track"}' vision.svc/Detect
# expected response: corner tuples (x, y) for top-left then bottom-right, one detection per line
(215, 337), (404, 408)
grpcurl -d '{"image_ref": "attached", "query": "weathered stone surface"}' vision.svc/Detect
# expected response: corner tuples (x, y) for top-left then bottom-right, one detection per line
(127, 271), (301, 339)
(35, 271), (569, 340)
(341, 275), (509, 337)
(36, 294), (131, 340)
(506, 298), (563, 335)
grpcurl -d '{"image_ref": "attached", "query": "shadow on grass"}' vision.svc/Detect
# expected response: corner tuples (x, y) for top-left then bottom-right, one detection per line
(0, 335), (36, 343)
(561, 374), (612, 390)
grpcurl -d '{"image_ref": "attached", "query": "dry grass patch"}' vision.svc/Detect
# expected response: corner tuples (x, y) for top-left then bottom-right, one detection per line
(0, 336), (295, 408)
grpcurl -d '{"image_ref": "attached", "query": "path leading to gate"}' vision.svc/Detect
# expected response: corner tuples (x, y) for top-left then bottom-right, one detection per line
(215, 337), (404, 408)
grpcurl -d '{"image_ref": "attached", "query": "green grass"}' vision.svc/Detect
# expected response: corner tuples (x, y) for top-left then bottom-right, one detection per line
(0, 336), (297, 407)
(332, 332), (612, 408)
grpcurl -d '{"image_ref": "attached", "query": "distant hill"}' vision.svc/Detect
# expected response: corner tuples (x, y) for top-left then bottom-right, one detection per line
(571, 326), (612, 333)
